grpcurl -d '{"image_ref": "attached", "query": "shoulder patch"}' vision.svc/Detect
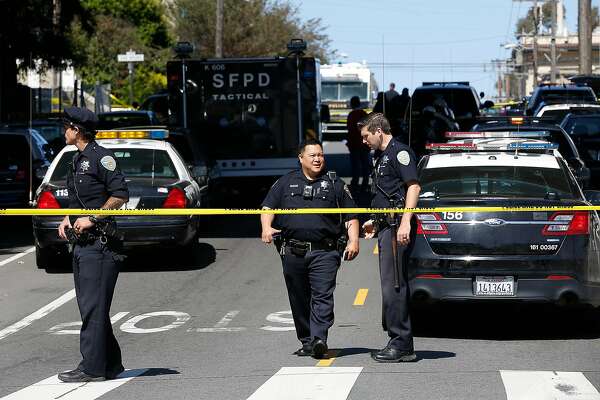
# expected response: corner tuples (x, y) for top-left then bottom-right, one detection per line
(100, 155), (116, 171)
(397, 150), (410, 166)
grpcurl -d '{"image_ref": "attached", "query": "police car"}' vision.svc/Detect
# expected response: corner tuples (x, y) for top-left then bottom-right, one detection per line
(410, 132), (600, 306)
(32, 129), (205, 269)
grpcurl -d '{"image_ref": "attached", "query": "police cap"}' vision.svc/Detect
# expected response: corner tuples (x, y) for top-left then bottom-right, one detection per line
(63, 107), (98, 132)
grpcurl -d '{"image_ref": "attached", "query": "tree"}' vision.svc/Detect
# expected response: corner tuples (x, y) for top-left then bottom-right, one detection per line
(0, 0), (92, 121)
(69, 0), (172, 104)
(172, 0), (334, 62)
(515, 2), (599, 36)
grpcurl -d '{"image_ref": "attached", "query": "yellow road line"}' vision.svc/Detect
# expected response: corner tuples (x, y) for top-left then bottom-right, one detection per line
(353, 289), (369, 306)
(315, 350), (339, 367)
(373, 243), (378, 255)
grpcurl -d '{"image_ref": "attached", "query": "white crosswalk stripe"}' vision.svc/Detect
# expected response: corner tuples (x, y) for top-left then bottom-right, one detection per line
(501, 370), (600, 400)
(246, 367), (362, 400)
(0, 369), (148, 400)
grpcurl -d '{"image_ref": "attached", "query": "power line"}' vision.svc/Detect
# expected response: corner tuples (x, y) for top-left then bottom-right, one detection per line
(334, 35), (507, 47)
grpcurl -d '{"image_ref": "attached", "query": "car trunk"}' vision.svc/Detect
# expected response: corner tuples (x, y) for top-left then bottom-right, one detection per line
(417, 198), (588, 256)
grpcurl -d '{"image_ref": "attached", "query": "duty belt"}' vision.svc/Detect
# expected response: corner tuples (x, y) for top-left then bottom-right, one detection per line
(283, 238), (337, 256)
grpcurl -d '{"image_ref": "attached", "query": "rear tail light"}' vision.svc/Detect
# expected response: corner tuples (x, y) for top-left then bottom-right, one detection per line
(37, 191), (60, 208)
(15, 170), (26, 181)
(542, 212), (589, 236)
(416, 213), (448, 235)
(416, 274), (444, 279)
(546, 275), (575, 280)
(162, 187), (186, 208)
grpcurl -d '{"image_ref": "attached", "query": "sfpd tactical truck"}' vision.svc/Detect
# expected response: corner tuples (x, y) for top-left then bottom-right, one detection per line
(166, 52), (324, 205)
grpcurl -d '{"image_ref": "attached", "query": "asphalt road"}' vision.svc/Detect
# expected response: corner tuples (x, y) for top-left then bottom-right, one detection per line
(1, 145), (600, 399)
(1, 214), (599, 400)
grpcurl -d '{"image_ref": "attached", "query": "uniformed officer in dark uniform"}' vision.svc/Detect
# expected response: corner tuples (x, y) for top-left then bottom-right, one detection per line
(57, 107), (129, 382)
(359, 113), (421, 362)
(260, 139), (360, 359)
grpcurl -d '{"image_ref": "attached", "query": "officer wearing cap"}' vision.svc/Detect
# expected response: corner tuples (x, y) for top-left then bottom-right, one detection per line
(57, 107), (129, 382)
(360, 113), (420, 362)
(260, 139), (360, 359)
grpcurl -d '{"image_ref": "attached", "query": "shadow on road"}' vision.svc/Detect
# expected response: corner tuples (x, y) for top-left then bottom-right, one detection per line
(122, 242), (217, 272)
(412, 302), (600, 340)
(140, 368), (181, 377)
(0, 217), (34, 254)
(45, 242), (217, 274)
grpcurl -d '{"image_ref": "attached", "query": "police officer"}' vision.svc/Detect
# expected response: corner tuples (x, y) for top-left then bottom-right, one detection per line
(359, 113), (420, 362)
(260, 139), (360, 359)
(57, 107), (129, 382)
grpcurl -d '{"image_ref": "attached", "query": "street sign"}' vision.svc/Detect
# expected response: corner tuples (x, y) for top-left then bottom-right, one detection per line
(117, 50), (144, 63)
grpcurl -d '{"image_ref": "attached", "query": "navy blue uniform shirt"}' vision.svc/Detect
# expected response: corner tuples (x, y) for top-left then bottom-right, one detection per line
(371, 137), (418, 208)
(262, 170), (357, 242)
(67, 141), (128, 212)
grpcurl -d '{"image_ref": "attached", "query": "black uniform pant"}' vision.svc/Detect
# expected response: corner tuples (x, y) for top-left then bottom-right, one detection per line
(72, 240), (123, 377)
(377, 226), (414, 352)
(281, 249), (341, 345)
(349, 148), (371, 186)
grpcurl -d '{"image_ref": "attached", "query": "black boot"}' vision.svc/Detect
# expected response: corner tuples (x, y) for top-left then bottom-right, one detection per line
(371, 346), (417, 363)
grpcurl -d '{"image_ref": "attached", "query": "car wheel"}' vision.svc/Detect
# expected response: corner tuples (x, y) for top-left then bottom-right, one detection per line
(36, 245), (70, 271)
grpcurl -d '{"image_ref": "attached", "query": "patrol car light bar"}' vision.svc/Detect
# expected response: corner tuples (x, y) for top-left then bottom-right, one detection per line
(426, 142), (558, 151)
(445, 131), (550, 139)
(96, 129), (169, 139)
(507, 142), (559, 150)
(425, 143), (477, 150)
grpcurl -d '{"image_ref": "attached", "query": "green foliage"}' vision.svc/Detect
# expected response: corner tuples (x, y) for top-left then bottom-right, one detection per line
(173, 0), (334, 63)
(515, 3), (599, 36)
(69, 0), (172, 104)
(2, 0), (92, 70)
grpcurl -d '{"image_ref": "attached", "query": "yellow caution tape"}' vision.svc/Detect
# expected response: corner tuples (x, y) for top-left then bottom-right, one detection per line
(1, 206), (600, 216)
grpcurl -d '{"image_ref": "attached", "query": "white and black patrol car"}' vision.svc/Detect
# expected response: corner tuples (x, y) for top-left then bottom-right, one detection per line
(32, 130), (205, 270)
(410, 133), (600, 306)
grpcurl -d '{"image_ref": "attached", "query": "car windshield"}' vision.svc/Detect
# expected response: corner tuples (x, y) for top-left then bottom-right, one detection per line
(412, 88), (479, 117)
(420, 165), (577, 199)
(538, 108), (571, 121)
(50, 148), (178, 183)
(97, 113), (154, 129)
(562, 116), (600, 161)
(476, 127), (576, 159)
(538, 89), (596, 105)
(563, 116), (600, 136)
(322, 82), (368, 101)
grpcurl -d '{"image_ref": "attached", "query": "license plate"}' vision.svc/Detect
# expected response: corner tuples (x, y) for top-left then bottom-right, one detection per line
(474, 276), (515, 296)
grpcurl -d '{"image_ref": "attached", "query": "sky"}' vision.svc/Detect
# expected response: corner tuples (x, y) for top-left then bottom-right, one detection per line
(297, 0), (598, 100)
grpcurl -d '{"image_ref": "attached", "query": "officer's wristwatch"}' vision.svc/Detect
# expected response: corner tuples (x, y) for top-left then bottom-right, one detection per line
(88, 215), (99, 224)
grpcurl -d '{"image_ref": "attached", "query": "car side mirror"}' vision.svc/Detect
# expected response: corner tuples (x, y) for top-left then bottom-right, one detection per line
(189, 164), (208, 186)
(320, 104), (330, 123)
(571, 163), (591, 188)
(480, 100), (495, 109)
(584, 190), (600, 205)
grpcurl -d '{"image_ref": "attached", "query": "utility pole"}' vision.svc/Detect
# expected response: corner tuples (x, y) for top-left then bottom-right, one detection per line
(215, 0), (224, 58)
(578, 0), (592, 74)
(550, 0), (558, 82)
(532, 0), (539, 86)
